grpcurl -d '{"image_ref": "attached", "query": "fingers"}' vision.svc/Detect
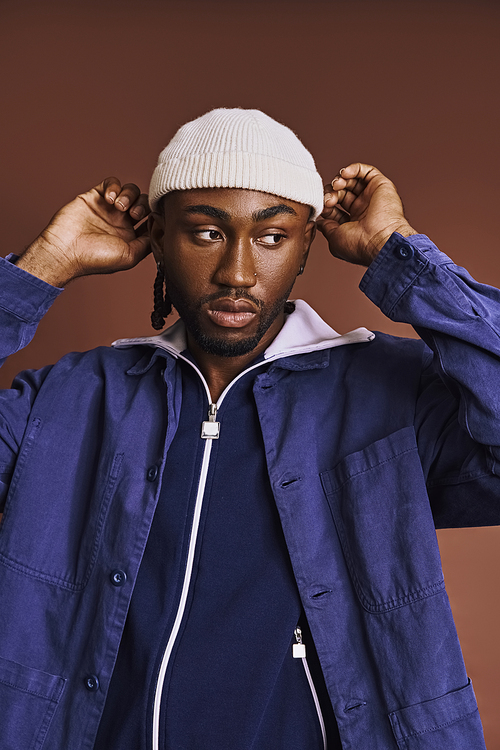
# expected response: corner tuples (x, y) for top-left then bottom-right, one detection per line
(322, 163), (387, 217)
(323, 204), (351, 225)
(316, 209), (350, 239)
(322, 183), (356, 219)
(93, 177), (150, 223)
(129, 193), (150, 223)
(323, 187), (358, 215)
(331, 163), (380, 189)
(325, 164), (377, 198)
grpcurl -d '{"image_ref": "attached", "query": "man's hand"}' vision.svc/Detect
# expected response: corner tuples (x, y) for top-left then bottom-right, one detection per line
(17, 178), (151, 287)
(317, 163), (418, 267)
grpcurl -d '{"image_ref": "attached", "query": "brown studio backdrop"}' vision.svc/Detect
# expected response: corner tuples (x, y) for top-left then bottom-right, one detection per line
(1, 0), (500, 745)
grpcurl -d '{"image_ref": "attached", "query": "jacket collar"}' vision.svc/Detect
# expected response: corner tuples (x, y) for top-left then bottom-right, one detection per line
(112, 300), (374, 374)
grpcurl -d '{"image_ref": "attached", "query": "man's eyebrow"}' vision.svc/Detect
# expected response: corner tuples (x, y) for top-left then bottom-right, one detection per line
(252, 205), (297, 222)
(184, 205), (231, 221)
(182, 203), (297, 223)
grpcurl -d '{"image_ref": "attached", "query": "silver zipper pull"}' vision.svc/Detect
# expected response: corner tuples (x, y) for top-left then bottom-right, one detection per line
(293, 626), (306, 659)
(201, 403), (220, 439)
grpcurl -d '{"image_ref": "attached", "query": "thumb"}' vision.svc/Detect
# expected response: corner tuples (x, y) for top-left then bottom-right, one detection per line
(127, 233), (152, 267)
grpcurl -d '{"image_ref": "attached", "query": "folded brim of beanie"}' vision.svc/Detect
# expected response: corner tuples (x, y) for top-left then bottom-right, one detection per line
(149, 151), (324, 220)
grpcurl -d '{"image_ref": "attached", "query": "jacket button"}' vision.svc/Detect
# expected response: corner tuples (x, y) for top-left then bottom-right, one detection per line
(395, 242), (414, 260)
(146, 465), (158, 482)
(84, 674), (100, 692)
(110, 569), (127, 587)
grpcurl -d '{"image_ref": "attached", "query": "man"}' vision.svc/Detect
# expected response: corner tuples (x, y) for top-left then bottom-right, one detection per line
(0, 108), (497, 749)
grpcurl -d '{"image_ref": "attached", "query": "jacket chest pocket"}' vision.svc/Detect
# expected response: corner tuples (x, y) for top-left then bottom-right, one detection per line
(0, 655), (65, 749)
(321, 426), (445, 613)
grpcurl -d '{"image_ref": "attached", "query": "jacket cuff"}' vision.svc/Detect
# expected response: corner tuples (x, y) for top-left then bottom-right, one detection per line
(0, 255), (62, 323)
(359, 233), (452, 315)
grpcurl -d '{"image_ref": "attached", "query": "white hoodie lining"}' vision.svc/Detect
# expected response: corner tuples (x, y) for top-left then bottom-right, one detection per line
(112, 299), (374, 361)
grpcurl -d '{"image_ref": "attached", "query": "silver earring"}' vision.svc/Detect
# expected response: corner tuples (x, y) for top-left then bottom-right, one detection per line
(298, 265), (304, 276)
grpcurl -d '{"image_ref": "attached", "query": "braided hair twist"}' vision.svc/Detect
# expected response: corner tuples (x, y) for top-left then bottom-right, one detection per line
(151, 263), (172, 330)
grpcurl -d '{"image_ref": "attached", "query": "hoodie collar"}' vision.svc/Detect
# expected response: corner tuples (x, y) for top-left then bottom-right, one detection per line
(112, 299), (374, 367)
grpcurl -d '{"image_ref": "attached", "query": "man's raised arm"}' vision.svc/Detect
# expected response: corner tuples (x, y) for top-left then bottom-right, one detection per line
(16, 177), (151, 287)
(319, 163), (500, 526)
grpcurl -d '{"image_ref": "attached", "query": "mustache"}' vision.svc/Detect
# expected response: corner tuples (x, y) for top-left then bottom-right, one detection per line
(196, 289), (264, 310)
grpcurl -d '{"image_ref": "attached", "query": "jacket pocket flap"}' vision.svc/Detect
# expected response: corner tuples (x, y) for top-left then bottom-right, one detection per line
(321, 426), (419, 494)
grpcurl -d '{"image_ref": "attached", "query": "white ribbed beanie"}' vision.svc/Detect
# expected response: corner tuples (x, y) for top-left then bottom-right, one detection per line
(149, 108), (324, 220)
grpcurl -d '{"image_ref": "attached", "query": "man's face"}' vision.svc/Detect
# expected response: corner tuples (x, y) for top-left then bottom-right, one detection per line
(151, 188), (315, 359)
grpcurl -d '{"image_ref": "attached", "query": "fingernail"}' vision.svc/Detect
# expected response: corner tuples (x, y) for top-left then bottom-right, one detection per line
(339, 167), (346, 175)
(324, 193), (333, 201)
(116, 198), (129, 210)
(131, 206), (145, 220)
(108, 191), (117, 203)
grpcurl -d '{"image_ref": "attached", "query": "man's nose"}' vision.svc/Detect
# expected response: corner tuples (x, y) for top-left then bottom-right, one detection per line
(212, 239), (257, 288)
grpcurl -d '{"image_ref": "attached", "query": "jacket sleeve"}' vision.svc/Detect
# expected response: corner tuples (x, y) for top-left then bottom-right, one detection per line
(359, 232), (500, 527)
(0, 255), (62, 510)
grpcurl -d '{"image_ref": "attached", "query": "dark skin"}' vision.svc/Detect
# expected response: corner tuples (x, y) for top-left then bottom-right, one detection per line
(17, 163), (417, 401)
(149, 189), (315, 400)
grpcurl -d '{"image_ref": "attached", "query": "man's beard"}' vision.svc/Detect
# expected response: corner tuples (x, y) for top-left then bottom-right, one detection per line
(168, 286), (294, 358)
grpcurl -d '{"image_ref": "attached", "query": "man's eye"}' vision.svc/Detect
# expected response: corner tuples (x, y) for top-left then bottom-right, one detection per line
(260, 233), (285, 245)
(196, 230), (222, 241)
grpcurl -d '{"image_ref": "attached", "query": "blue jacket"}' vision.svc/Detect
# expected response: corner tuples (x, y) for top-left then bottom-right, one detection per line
(0, 232), (498, 749)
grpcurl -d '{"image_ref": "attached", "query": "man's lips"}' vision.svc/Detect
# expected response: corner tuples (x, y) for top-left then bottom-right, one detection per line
(206, 298), (258, 328)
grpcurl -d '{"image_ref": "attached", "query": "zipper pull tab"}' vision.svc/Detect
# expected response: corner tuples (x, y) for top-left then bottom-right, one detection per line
(293, 626), (306, 659)
(201, 403), (220, 439)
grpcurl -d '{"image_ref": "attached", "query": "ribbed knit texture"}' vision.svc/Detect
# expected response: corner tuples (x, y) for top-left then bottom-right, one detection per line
(149, 109), (324, 219)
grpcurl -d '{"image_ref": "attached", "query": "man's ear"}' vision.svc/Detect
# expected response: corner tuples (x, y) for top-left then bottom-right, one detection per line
(300, 221), (317, 273)
(148, 211), (165, 263)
